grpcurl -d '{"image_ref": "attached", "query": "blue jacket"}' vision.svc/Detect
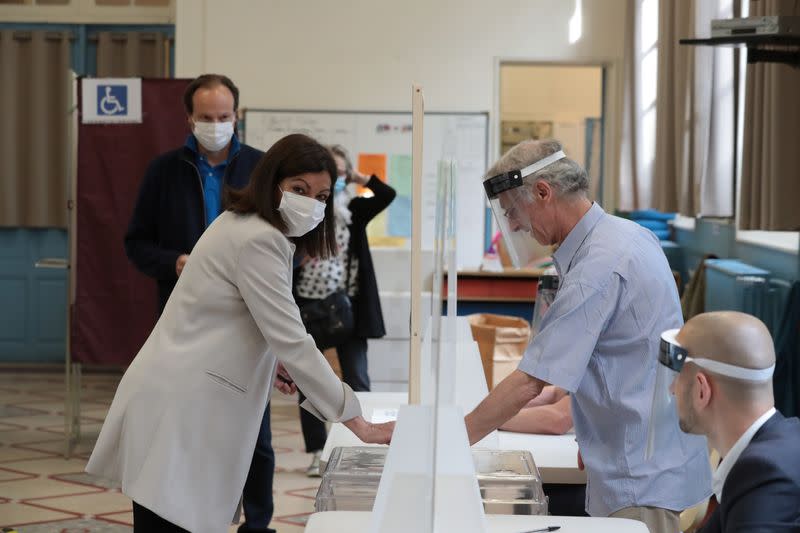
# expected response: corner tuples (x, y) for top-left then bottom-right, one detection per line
(124, 142), (263, 311)
(700, 412), (800, 532)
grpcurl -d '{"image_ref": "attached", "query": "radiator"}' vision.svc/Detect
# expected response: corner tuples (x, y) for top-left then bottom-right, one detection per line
(739, 277), (792, 336)
(704, 259), (790, 336)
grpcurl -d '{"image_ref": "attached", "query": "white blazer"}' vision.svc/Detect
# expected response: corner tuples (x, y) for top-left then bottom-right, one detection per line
(86, 211), (361, 533)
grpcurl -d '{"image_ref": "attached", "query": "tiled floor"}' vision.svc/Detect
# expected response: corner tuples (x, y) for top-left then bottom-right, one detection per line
(0, 371), (319, 532)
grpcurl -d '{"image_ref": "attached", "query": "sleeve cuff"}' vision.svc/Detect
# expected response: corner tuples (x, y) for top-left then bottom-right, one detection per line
(300, 382), (362, 422)
(517, 355), (579, 394)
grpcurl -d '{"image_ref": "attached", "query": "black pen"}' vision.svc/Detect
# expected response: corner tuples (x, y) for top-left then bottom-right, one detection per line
(276, 374), (294, 385)
(519, 527), (560, 533)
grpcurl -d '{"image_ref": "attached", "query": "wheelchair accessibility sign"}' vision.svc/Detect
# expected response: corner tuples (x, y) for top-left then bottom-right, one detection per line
(81, 78), (142, 124)
(98, 85), (127, 115)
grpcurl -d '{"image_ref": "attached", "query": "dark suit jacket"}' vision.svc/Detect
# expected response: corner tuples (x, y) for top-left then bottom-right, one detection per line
(124, 142), (263, 311)
(774, 281), (800, 418)
(699, 412), (800, 533)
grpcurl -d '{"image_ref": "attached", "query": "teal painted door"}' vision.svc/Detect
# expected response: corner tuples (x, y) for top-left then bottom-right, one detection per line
(0, 229), (67, 362)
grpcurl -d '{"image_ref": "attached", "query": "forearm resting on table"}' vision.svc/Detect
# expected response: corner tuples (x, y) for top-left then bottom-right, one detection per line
(500, 395), (572, 435)
(464, 369), (545, 445)
(523, 385), (567, 408)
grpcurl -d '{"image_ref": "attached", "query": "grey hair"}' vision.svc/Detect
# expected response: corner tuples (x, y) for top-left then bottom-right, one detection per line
(328, 144), (353, 178)
(484, 139), (589, 197)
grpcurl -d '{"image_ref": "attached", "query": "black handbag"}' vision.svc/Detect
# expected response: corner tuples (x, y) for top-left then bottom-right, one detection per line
(297, 253), (355, 350)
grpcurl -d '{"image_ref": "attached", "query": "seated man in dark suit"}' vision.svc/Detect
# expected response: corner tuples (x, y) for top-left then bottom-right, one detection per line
(667, 311), (800, 532)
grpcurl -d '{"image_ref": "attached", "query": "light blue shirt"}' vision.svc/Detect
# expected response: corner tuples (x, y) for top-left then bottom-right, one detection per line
(519, 203), (711, 516)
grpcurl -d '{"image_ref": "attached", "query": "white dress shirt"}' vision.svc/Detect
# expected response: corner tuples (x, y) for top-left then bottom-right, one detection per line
(713, 407), (777, 502)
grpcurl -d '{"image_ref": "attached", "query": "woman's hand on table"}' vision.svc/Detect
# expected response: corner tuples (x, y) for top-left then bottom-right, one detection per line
(344, 416), (395, 445)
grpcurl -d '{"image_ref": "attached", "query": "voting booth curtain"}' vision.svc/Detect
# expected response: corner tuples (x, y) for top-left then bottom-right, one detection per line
(72, 78), (190, 365)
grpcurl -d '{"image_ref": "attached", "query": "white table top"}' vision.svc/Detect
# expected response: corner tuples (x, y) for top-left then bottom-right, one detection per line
(321, 392), (586, 485)
(305, 511), (648, 533)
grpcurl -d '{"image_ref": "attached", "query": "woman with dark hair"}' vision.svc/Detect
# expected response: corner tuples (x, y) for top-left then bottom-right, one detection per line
(86, 134), (394, 533)
(295, 144), (396, 476)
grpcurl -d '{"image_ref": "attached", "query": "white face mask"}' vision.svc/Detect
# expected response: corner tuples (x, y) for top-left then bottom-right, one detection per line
(193, 120), (234, 152)
(277, 191), (327, 237)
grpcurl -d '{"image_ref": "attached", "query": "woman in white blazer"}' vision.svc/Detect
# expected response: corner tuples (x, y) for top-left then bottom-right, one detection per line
(86, 134), (394, 533)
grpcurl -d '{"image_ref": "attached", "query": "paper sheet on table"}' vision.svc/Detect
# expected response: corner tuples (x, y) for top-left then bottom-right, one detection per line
(371, 408), (399, 423)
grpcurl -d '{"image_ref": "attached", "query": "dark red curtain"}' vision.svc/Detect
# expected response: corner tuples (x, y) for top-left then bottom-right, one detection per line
(73, 78), (191, 365)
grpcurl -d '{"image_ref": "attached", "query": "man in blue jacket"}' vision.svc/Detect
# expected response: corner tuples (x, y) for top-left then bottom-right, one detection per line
(667, 311), (800, 532)
(125, 74), (262, 312)
(124, 74), (275, 533)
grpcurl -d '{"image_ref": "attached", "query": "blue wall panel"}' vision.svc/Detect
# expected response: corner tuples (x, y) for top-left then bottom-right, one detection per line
(0, 229), (67, 362)
(674, 219), (799, 283)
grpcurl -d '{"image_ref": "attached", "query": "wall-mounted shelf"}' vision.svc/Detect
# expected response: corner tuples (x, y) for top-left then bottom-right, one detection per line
(680, 34), (800, 67)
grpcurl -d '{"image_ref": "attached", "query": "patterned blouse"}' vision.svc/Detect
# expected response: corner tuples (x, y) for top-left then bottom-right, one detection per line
(295, 213), (359, 299)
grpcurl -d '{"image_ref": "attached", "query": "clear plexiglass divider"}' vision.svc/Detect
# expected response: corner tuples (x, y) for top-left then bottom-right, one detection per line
(320, 87), (545, 530)
(369, 85), (488, 532)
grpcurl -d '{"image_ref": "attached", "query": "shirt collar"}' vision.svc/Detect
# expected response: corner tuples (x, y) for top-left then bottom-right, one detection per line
(712, 407), (777, 502)
(552, 202), (605, 277)
(184, 134), (240, 162)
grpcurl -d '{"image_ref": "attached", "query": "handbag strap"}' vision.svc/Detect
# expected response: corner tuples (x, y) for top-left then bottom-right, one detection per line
(344, 244), (353, 294)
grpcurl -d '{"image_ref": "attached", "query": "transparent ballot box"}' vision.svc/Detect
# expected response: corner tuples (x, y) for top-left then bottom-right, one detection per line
(315, 446), (547, 515)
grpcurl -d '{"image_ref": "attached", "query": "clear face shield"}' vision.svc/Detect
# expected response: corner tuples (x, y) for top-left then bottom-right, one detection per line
(645, 328), (777, 460)
(483, 151), (566, 268)
(645, 329), (686, 460)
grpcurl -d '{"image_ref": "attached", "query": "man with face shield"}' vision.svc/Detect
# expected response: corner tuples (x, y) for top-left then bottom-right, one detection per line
(659, 311), (800, 532)
(464, 139), (710, 533)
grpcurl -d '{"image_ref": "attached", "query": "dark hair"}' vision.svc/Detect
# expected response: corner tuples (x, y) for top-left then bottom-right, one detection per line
(226, 134), (337, 258)
(183, 74), (240, 115)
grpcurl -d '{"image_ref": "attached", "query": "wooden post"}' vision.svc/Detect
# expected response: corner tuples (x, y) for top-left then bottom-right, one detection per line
(409, 84), (424, 405)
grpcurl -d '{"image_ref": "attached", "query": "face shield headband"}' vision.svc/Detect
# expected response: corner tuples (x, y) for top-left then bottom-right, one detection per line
(646, 327), (775, 461)
(483, 150), (567, 201)
(659, 329), (775, 382)
(483, 150), (566, 268)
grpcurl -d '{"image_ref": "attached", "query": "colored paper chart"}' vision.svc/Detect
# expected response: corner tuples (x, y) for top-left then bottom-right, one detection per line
(357, 153), (387, 182)
(359, 153), (388, 239)
(387, 154), (412, 237)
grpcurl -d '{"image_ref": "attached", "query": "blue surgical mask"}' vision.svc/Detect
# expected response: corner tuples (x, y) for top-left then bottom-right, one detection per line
(334, 176), (347, 194)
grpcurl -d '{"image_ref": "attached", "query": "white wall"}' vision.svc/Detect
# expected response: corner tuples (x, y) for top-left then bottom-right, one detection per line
(175, 0), (628, 209)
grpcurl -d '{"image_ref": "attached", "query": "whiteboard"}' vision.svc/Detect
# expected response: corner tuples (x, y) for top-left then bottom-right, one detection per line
(242, 109), (488, 269)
